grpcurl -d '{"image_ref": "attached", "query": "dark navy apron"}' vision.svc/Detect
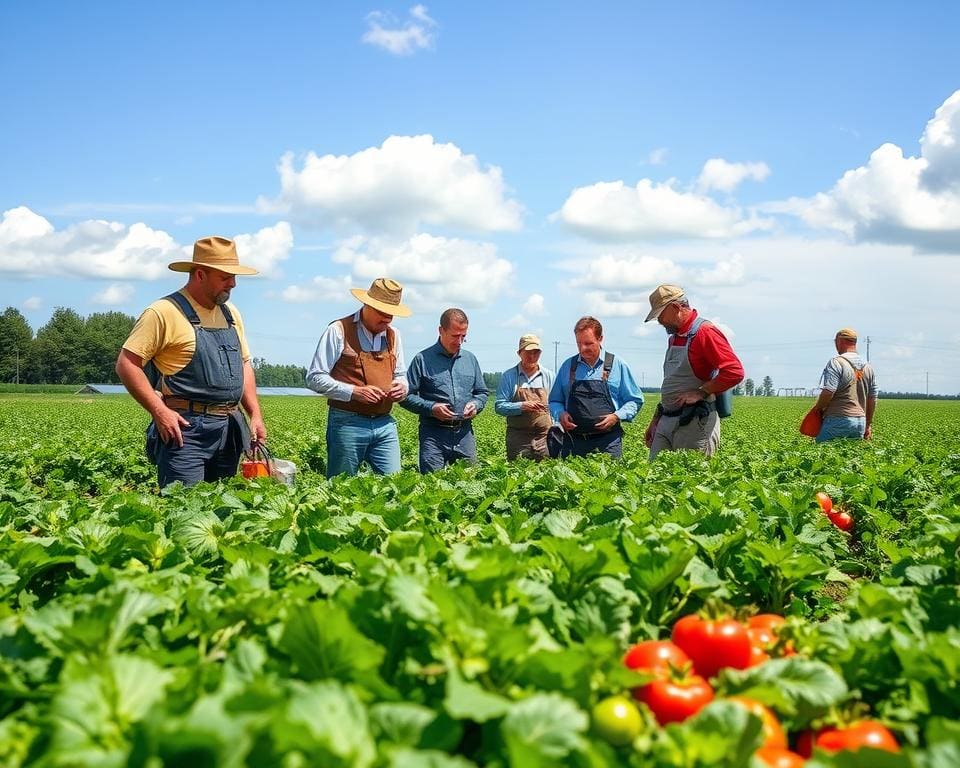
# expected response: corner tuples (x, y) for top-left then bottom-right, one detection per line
(145, 292), (249, 484)
(566, 351), (620, 435)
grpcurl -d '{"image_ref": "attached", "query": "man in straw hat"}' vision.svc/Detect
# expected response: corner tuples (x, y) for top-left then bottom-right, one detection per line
(809, 328), (877, 442)
(494, 334), (556, 460)
(643, 285), (743, 459)
(116, 236), (267, 487)
(400, 308), (488, 473)
(306, 278), (412, 477)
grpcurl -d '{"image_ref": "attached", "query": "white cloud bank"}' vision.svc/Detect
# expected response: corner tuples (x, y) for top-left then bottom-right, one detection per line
(362, 4), (437, 56)
(555, 178), (772, 241)
(92, 283), (135, 305)
(782, 89), (960, 252)
(697, 158), (771, 193)
(0, 207), (293, 279)
(282, 233), (515, 310)
(261, 135), (523, 236)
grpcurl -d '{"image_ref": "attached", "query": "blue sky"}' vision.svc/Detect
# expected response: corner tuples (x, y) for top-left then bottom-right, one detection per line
(3, 1), (960, 394)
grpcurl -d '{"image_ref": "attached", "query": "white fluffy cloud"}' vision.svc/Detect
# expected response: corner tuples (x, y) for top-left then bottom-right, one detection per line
(362, 4), (437, 56)
(555, 179), (771, 241)
(282, 233), (514, 309)
(92, 283), (135, 305)
(504, 293), (547, 329)
(22, 296), (42, 310)
(260, 135), (523, 236)
(697, 158), (770, 193)
(784, 89), (960, 252)
(280, 274), (353, 304)
(0, 207), (294, 280)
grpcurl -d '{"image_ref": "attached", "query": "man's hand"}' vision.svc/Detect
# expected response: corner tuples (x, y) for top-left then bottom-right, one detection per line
(462, 401), (478, 419)
(594, 413), (620, 432)
(352, 385), (386, 404)
(153, 406), (191, 447)
(521, 400), (547, 413)
(386, 381), (406, 402)
(675, 389), (706, 406)
(559, 411), (576, 431)
(863, 425), (872, 440)
(432, 403), (458, 421)
(644, 416), (659, 449)
(249, 415), (267, 446)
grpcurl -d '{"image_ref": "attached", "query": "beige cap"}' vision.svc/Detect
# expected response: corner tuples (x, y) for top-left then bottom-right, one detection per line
(836, 328), (858, 341)
(351, 278), (412, 317)
(518, 333), (542, 351)
(168, 236), (258, 275)
(645, 284), (685, 322)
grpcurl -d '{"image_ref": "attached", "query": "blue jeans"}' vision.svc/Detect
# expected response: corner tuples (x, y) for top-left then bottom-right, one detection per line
(326, 408), (401, 478)
(156, 412), (246, 488)
(418, 422), (477, 473)
(568, 427), (623, 458)
(816, 415), (865, 443)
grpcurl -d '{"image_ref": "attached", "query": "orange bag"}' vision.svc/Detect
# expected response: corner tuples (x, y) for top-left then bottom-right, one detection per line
(240, 444), (272, 478)
(799, 407), (822, 438)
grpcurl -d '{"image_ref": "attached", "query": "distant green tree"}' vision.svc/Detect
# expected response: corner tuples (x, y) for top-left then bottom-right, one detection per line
(84, 311), (136, 382)
(732, 382), (745, 396)
(30, 308), (87, 384)
(0, 307), (34, 383)
(744, 378), (755, 397)
(250, 358), (309, 387)
(761, 376), (775, 397)
(483, 372), (502, 392)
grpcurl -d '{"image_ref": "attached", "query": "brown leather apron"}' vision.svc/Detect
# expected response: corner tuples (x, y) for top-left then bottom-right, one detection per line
(506, 384), (551, 460)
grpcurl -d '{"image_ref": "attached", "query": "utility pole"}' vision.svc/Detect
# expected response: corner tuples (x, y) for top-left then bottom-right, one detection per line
(865, 335), (871, 362)
(553, 341), (560, 372)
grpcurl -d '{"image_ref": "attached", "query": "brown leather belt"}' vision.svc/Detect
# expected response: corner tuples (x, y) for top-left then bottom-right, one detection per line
(163, 397), (239, 416)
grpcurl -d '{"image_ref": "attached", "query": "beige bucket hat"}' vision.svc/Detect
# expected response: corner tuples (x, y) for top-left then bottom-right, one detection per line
(836, 328), (858, 341)
(351, 278), (412, 317)
(168, 236), (258, 275)
(645, 284), (686, 322)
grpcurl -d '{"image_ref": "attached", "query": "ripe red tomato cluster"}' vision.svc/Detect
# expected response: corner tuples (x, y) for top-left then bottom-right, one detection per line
(816, 492), (855, 532)
(611, 611), (899, 764)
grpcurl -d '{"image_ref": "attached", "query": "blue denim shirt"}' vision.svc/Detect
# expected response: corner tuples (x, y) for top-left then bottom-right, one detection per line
(401, 340), (489, 421)
(494, 364), (555, 417)
(548, 350), (644, 423)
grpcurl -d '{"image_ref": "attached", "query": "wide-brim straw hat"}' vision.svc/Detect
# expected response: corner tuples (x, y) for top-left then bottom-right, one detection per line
(168, 236), (258, 275)
(351, 278), (412, 317)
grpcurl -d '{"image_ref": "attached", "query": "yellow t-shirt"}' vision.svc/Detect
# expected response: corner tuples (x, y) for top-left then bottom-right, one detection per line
(122, 289), (251, 376)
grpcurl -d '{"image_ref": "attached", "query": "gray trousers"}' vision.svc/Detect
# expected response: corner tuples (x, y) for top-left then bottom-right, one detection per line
(649, 410), (720, 460)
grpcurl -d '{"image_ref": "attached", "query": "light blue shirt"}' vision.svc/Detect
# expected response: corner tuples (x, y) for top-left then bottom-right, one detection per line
(548, 350), (644, 423)
(400, 340), (488, 420)
(305, 310), (407, 401)
(495, 364), (556, 417)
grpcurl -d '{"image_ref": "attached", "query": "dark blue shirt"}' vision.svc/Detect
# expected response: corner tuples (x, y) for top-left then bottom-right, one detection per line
(401, 340), (488, 421)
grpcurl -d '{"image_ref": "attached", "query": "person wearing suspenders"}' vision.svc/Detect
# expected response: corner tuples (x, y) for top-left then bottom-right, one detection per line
(305, 278), (411, 477)
(644, 285), (744, 460)
(548, 316), (644, 458)
(116, 237), (267, 488)
(494, 334), (555, 460)
(810, 328), (877, 442)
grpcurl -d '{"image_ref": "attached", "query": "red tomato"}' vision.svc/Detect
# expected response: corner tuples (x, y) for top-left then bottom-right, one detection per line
(747, 643), (771, 667)
(815, 721), (899, 754)
(827, 509), (855, 532)
(623, 640), (691, 676)
(635, 674), (714, 725)
(747, 614), (787, 632)
(756, 747), (806, 768)
(815, 492), (833, 514)
(671, 614), (752, 679)
(728, 697), (787, 749)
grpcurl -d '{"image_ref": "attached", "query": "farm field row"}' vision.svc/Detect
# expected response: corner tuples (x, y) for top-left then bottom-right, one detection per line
(0, 395), (958, 766)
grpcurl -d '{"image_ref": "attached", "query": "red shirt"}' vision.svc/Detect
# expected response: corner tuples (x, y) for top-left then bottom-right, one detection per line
(668, 310), (744, 392)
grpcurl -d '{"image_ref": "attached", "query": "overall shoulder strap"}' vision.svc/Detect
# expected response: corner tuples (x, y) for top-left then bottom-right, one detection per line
(686, 317), (708, 337)
(164, 292), (201, 325)
(219, 303), (235, 326)
(567, 355), (579, 387)
(602, 351), (615, 382)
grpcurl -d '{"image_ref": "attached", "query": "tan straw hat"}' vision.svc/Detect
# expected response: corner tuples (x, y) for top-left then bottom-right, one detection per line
(518, 333), (542, 352)
(836, 327), (858, 341)
(168, 236), (258, 275)
(351, 278), (412, 317)
(645, 284), (685, 322)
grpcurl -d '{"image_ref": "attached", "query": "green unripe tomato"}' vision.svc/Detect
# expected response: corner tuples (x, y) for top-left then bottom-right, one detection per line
(591, 695), (643, 746)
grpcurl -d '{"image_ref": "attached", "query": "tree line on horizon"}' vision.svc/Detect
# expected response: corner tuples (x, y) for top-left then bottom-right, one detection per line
(1, 306), (956, 398)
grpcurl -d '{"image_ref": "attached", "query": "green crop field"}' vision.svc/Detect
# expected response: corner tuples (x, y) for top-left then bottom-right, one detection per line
(0, 394), (958, 767)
